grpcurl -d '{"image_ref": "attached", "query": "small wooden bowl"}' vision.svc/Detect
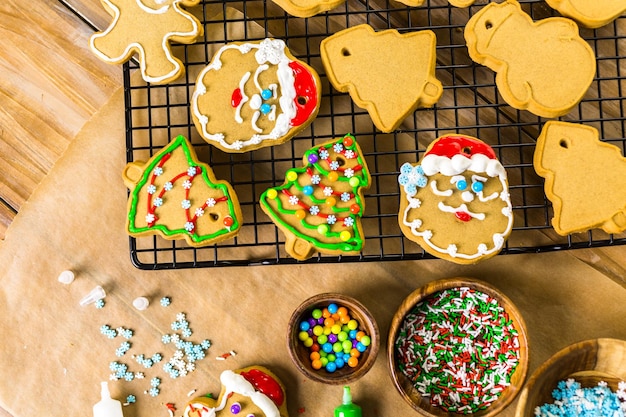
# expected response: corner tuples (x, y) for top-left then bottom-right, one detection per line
(515, 338), (626, 417)
(387, 277), (529, 417)
(287, 293), (380, 384)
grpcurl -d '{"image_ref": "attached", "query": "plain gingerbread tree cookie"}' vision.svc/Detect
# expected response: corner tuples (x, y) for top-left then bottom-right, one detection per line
(545, 0), (626, 28)
(321, 24), (443, 133)
(90, 0), (202, 84)
(533, 121), (626, 235)
(183, 366), (288, 417)
(464, 0), (596, 118)
(272, 0), (346, 17)
(123, 135), (243, 247)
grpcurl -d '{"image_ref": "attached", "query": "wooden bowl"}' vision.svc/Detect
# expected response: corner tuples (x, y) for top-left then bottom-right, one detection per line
(287, 293), (380, 384)
(387, 277), (529, 417)
(515, 338), (626, 417)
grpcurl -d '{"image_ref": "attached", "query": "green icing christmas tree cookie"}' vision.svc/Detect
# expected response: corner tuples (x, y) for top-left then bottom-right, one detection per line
(123, 135), (242, 247)
(260, 134), (371, 260)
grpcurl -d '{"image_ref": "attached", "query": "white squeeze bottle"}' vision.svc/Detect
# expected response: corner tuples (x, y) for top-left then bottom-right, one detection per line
(93, 382), (124, 417)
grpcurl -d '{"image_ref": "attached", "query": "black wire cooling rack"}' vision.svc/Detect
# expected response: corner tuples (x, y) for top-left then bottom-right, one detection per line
(122, 0), (626, 269)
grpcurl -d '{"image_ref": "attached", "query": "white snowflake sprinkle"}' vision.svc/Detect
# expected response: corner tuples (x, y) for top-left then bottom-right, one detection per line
(327, 215), (337, 225)
(187, 167), (197, 177)
(333, 143), (344, 153)
(183, 180), (192, 190)
(153, 167), (163, 176)
(344, 150), (355, 159)
(181, 200), (191, 209)
(319, 149), (329, 160)
(195, 208), (204, 217)
(309, 206), (320, 215)
(153, 197), (163, 207)
(311, 174), (321, 185)
(340, 192), (351, 202)
(329, 161), (340, 171)
(184, 222), (194, 232)
(164, 182), (173, 191)
(344, 217), (355, 227)
(146, 213), (155, 224)
(206, 198), (216, 207)
(323, 186), (333, 197)
(344, 168), (354, 178)
(147, 185), (157, 195)
(288, 195), (299, 205)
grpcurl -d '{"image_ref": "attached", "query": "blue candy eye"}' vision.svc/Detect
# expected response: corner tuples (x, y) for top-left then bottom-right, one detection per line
(456, 180), (467, 191)
(261, 89), (273, 100)
(260, 103), (271, 114)
(471, 181), (484, 193)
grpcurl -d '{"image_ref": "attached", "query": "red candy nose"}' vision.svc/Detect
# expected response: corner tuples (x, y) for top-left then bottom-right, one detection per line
(288, 61), (318, 127)
(455, 211), (472, 222)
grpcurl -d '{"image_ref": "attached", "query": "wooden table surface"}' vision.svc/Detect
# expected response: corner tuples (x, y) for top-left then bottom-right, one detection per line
(1, 1), (625, 417)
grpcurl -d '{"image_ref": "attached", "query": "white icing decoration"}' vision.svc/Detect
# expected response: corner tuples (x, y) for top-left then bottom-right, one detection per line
(437, 201), (485, 220)
(191, 39), (301, 150)
(234, 72), (251, 124)
(268, 105), (276, 121)
(400, 173), (514, 260)
(421, 153), (506, 179)
(430, 181), (453, 197)
(250, 94), (262, 110)
(183, 370), (280, 417)
(89, 0), (200, 83)
(251, 111), (263, 133)
(476, 191), (499, 202)
(461, 191), (474, 202)
(253, 64), (269, 92)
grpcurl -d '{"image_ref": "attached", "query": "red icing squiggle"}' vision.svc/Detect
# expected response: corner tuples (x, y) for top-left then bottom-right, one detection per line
(288, 61), (318, 127)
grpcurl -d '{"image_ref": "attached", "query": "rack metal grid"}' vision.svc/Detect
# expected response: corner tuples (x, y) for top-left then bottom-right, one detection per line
(123, 0), (626, 269)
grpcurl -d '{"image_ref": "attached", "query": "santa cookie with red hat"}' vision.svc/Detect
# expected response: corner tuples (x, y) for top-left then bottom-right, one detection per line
(398, 134), (513, 264)
(184, 366), (288, 417)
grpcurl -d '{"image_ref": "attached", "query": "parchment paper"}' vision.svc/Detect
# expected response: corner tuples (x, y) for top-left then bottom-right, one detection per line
(1, 84), (626, 417)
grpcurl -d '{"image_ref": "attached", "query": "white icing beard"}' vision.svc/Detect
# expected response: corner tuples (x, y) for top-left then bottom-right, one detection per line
(192, 39), (298, 151)
(401, 172), (513, 260)
(183, 370), (280, 417)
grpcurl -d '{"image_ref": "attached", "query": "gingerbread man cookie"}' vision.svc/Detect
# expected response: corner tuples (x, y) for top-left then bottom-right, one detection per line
(123, 135), (242, 247)
(464, 0), (596, 118)
(260, 134), (371, 261)
(184, 366), (288, 417)
(534, 121), (626, 235)
(398, 135), (513, 264)
(546, 0), (626, 28)
(191, 38), (321, 153)
(90, 0), (202, 84)
(321, 25), (443, 133)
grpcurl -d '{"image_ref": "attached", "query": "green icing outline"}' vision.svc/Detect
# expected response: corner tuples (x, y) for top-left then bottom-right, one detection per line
(127, 135), (241, 243)
(260, 134), (370, 253)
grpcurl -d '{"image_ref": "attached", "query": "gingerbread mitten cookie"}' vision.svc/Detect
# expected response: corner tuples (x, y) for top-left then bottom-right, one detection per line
(191, 38), (321, 153)
(321, 25), (443, 133)
(398, 135), (513, 264)
(260, 134), (371, 261)
(90, 0), (202, 84)
(534, 121), (626, 235)
(184, 366), (288, 417)
(464, 0), (596, 118)
(123, 135), (242, 247)
(546, 0), (625, 28)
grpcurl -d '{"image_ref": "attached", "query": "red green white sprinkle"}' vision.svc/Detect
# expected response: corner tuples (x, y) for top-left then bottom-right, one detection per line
(395, 287), (520, 414)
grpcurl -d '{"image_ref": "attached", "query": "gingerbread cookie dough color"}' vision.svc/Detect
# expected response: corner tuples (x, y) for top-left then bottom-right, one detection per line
(260, 134), (371, 261)
(123, 135), (242, 247)
(192, 39), (321, 153)
(90, 0), (202, 84)
(398, 135), (513, 264)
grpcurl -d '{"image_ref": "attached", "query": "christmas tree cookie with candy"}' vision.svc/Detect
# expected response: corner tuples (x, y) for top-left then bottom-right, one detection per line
(398, 135), (514, 264)
(184, 366), (288, 417)
(191, 38), (321, 153)
(260, 134), (371, 261)
(123, 135), (242, 247)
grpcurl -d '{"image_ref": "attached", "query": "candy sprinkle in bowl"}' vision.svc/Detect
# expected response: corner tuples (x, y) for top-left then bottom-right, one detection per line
(515, 338), (626, 417)
(387, 277), (529, 417)
(287, 293), (380, 385)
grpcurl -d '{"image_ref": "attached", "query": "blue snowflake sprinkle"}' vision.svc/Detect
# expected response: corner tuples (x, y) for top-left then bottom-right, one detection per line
(100, 325), (111, 335)
(160, 297), (171, 307)
(126, 395), (136, 404)
(150, 377), (161, 387)
(148, 387), (160, 397)
(151, 353), (162, 363)
(201, 340), (211, 349)
(124, 372), (135, 381)
(162, 334), (172, 344)
(182, 328), (192, 338)
(95, 299), (105, 309)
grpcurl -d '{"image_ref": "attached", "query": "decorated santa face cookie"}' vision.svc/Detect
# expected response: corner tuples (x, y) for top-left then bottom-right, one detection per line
(183, 366), (288, 417)
(397, 135), (513, 264)
(191, 38), (321, 153)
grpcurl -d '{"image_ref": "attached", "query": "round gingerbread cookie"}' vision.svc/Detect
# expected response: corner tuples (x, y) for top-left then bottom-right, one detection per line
(191, 38), (321, 153)
(397, 135), (514, 264)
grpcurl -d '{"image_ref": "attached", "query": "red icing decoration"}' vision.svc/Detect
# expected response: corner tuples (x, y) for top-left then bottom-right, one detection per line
(350, 204), (361, 214)
(288, 61), (318, 127)
(231, 88), (243, 108)
(425, 135), (497, 160)
(223, 216), (234, 227)
(455, 211), (472, 222)
(240, 369), (285, 406)
(343, 135), (354, 147)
